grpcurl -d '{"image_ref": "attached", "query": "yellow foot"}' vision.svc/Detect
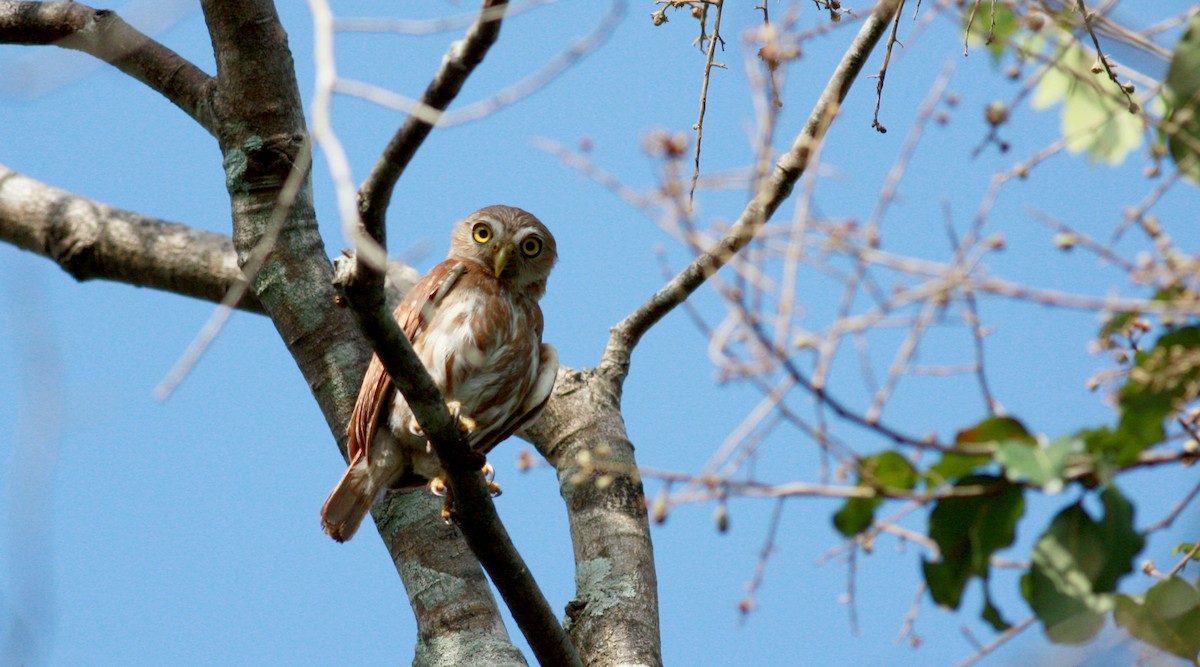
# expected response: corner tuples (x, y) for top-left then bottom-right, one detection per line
(408, 401), (476, 438)
(428, 477), (453, 523)
(445, 400), (477, 435)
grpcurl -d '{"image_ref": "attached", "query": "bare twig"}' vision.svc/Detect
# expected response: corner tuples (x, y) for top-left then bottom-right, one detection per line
(870, 0), (905, 133)
(334, 1), (624, 130)
(689, 0), (724, 204)
(737, 498), (786, 618)
(1145, 478), (1200, 534)
(336, 2), (580, 664)
(953, 615), (1036, 667)
(1074, 0), (1139, 113)
(600, 0), (906, 389)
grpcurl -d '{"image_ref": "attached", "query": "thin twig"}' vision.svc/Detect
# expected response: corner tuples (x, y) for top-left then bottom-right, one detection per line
(335, 2), (580, 664)
(1145, 478), (1200, 534)
(334, 1), (624, 130)
(689, 0), (724, 205)
(1074, 0), (1139, 113)
(600, 0), (906, 389)
(953, 615), (1036, 667)
(870, 0), (905, 133)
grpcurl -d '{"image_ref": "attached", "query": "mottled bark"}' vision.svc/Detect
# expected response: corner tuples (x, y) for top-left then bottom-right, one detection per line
(525, 368), (662, 667)
(198, 1), (523, 663)
(0, 1), (907, 664)
(0, 164), (261, 312)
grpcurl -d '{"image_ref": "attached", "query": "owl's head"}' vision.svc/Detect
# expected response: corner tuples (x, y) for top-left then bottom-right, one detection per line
(451, 205), (558, 298)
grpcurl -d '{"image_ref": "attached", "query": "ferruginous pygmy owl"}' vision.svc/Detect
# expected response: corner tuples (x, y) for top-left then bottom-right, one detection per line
(321, 205), (558, 542)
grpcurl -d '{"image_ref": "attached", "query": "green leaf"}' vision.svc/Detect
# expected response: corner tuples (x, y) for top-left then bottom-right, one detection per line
(926, 451), (992, 486)
(1032, 41), (1142, 165)
(956, 416), (1036, 446)
(996, 437), (1081, 493)
(925, 416), (1035, 486)
(1163, 13), (1200, 184)
(832, 451), (918, 537)
(923, 476), (1023, 630)
(1116, 326), (1200, 463)
(1115, 577), (1200, 661)
(833, 497), (876, 537)
(1173, 543), (1200, 560)
(1021, 487), (1145, 644)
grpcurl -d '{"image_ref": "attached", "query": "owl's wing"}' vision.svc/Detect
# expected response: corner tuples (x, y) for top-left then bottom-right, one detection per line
(474, 342), (560, 454)
(346, 260), (467, 462)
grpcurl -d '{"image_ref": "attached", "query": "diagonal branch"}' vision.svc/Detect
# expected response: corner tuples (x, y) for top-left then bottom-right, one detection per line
(0, 163), (260, 312)
(0, 1), (217, 135)
(335, 1), (579, 664)
(356, 0), (510, 263)
(598, 0), (904, 391)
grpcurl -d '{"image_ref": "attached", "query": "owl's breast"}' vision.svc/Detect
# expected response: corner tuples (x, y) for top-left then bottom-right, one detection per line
(415, 287), (541, 426)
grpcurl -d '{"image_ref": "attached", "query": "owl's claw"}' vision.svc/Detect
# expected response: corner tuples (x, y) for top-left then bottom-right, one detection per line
(410, 402), (476, 438)
(445, 400), (477, 435)
(429, 477), (454, 523)
(426, 463), (500, 522)
(482, 461), (502, 497)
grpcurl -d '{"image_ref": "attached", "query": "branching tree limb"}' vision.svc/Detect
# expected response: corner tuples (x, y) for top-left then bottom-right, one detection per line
(0, 1), (217, 134)
(332, 1), (580, 664)
(198, 1), (532, 663)
(357, 0), (511, 257)
(0, 163), (260, 312)
(599, 0), (904, 391)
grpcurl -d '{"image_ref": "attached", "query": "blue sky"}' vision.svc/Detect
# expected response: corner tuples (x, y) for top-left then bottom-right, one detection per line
(2, 1), (1199, 665)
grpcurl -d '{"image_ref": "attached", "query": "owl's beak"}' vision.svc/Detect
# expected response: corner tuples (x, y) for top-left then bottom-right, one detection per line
(493, 243), (513, 278)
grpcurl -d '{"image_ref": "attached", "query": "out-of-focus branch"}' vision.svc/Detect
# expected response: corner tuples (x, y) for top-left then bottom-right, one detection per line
(0, 1), (216, 135)
(0, 164), (260, 312)
(598, 0), (904, 391)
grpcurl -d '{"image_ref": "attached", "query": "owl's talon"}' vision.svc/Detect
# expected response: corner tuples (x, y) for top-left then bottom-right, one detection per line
(408, 417), (424, 437)
(481, 462), (501, 496)
(445, 400), (477, 435)
(440, 495), (453, 523)
(428, 477), (448, 497)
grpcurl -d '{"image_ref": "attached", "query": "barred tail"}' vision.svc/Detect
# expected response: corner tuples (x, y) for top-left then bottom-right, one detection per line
(320, 454), (377, 542)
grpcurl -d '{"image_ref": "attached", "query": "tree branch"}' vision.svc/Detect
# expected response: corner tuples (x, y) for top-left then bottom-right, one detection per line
(336, 1), (580, 663)
(0, 163), (260, 312)
(524, 368), (663, 666)
(356, 0), (510, 262)
(598, 0), (904, 390)
(0, 1), (217, 135)
(199, 2), (527, 664)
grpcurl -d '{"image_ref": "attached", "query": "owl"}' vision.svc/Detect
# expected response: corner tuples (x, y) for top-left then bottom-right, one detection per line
(321, 205), (558, 542)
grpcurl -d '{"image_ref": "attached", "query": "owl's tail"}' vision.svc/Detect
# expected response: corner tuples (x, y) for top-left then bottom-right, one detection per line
(320, 453), (378, 542)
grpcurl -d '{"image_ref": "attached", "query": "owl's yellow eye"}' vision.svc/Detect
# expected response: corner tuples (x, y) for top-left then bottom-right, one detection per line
(472, 223), (492, 244)
(520, 237), (542, 257)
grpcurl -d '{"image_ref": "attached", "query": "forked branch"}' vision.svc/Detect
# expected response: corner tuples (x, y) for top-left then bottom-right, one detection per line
(334, 1), (580, 664)
(0, 1), (216, 134)
(599, 0), (904, 389)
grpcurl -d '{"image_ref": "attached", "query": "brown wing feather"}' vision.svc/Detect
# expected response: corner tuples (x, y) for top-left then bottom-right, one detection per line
(345, 259), (466, 461)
